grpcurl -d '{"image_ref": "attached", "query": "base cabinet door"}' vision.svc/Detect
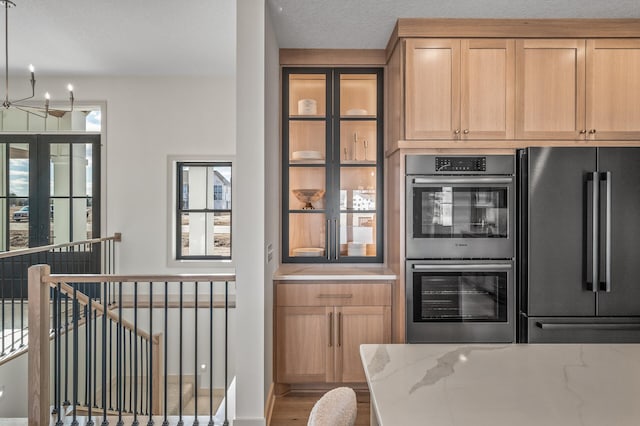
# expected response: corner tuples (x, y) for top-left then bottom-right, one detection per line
(335, 306), (391, 383)
(275, 281), (392, 386)
(276, 306), (334, 383)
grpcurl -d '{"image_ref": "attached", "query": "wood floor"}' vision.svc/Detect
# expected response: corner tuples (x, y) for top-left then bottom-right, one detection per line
(270, 392), (370, 426)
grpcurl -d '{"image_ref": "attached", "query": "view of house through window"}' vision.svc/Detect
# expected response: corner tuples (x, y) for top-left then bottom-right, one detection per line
(177, 162), (232, 259)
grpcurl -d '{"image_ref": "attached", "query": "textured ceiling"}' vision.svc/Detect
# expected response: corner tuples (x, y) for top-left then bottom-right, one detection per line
(3, 0), (235, 77)
(267, 0), (640, 49)
(3, 1), (640, 78)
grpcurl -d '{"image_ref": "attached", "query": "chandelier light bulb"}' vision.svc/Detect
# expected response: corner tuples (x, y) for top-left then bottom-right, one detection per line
(28, 64), (34, 73)
(67, 84), (73, 92)
(44, 92), (50, 100)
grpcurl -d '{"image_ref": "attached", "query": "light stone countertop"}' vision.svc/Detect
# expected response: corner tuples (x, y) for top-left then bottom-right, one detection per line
(360, 343), (640, 426)
(274, 264), (396, 281)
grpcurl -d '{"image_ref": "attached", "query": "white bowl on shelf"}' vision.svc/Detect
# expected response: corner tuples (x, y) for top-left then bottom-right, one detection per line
(293, 247), (324, 257)
(292, 150), (323, 160)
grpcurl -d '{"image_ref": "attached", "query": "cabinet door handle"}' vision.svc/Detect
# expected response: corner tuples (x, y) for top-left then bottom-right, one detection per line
(602, 171), (612, 292)
(317, 294), (353, 299)
(453, 129), (460, 135)
(338, 312), (342, 347)
(579, 129), (587, 135)
(326, 220), (331, 260)
(587, 172), (599, 292)
(328, 312), (333, 347)
(589, 129), (597, 134)
(334, 219), (339, 260)
(463, 129), (469, 134)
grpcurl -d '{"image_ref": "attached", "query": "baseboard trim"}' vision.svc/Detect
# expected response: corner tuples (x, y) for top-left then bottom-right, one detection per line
(265, 382), (275, 426)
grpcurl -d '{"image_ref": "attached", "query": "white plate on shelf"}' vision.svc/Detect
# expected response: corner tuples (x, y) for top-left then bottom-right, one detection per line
(293, 247), (324, 257)
(292, 150), (323, 160)
(346, 108), (368, 115)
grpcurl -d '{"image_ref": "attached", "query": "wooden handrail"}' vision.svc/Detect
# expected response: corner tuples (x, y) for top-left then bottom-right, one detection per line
(52, 281), (155, 342)
(0, 232), (121, 259)
(43, 272), (236, 283)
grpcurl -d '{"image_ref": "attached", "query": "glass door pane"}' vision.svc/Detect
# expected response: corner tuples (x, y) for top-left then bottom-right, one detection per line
(413, 272), (508, 322)
(289, 74), (326, 118)
(339, 166), (377, 257)
(289, 121), (326, 165)
(340, 74), (377, 118)
(9, 144), (29, 250)
(288, 213), (327, 259)
(340, 121), (377, 164)
(413, 186), (508, 238)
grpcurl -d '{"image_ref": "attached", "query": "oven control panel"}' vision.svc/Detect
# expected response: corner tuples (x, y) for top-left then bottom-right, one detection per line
(435, 156), (486, 172)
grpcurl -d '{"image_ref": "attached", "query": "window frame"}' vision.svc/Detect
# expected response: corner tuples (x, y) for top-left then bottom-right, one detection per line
(172, 159), (233, 263)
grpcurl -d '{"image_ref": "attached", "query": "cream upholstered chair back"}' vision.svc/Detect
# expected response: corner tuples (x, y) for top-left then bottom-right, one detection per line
(307, 387), (357, 426)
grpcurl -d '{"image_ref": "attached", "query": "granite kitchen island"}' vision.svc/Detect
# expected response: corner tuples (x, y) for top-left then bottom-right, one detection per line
(360, 343), (640, 426)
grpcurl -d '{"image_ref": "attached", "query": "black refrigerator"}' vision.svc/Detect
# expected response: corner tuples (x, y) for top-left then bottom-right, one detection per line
(518, 147), (640, 343)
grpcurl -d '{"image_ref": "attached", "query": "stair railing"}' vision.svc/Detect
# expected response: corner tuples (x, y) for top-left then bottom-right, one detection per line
(27, 265), (236, 426)
(0, 232), (121, 363)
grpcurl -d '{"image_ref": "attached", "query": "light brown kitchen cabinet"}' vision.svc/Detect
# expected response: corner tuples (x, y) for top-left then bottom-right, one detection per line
(405, 38), (514, 140)
(516, 39), (586, 139)
(276, 306), (334, 383)
(275, 282), (391, 385)
(516, 39), (640, 140)
(586, 39), (640, 140)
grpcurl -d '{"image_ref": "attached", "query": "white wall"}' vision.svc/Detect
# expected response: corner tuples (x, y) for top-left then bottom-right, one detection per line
(263, 5), (280, 405)
(235, 0), (267, 425)
(30, 75), (236, 275)
(0, 352), (27, 416)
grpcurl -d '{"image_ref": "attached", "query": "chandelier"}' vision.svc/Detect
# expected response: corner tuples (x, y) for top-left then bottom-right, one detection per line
(1, 0), (74, 118)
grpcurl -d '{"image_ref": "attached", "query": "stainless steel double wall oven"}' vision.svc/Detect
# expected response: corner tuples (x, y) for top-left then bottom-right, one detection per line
(406, 155), (516, 343)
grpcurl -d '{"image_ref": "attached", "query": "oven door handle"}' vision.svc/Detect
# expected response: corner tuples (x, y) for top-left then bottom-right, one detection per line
(412, 264), (512, 271)
(412, 177), (513, 185)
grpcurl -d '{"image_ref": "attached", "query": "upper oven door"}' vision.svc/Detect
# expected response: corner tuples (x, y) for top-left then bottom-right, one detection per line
(406, 176), (515, 259)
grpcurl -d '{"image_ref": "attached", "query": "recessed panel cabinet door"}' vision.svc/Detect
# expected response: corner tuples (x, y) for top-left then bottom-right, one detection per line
(461, 39), (515, 139)
(276, 306), (334, 383)
(335, 306), (391, 383)
(516, 40), (585, 139)
(586, 40), (640, 140)
(405, 39), (460, 139)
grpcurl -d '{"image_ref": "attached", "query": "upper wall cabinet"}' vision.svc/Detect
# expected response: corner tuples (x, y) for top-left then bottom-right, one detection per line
(586, 39), (640, 140)
(405, 39), (515, 140)
(516, 39), (640, 140)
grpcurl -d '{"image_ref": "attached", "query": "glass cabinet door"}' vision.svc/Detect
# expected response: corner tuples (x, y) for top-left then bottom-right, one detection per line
(336, 71), (382, 260)
(283, 68), (382, 263)
(284, 70), (330, 259)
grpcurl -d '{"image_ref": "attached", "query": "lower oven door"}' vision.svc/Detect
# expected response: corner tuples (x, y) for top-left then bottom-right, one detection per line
(406, 260), (514, 343)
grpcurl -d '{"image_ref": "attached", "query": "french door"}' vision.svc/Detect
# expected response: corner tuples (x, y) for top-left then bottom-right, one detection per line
(0, 134), (100, 251)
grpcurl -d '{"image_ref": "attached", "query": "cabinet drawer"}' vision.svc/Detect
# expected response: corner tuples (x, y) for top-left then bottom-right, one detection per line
(277, 283), (391, 306)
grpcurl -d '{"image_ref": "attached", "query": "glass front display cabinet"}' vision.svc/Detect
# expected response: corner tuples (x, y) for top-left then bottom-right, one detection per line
(282, 67), (383, 262)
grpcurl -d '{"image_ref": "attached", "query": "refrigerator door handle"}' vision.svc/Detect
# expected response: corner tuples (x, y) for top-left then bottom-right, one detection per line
(602, 171), (612, 292)
(587, 172), (599, 292)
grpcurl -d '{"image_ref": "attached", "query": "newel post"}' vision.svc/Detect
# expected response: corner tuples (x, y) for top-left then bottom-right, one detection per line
(27, 264), (51, 426)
